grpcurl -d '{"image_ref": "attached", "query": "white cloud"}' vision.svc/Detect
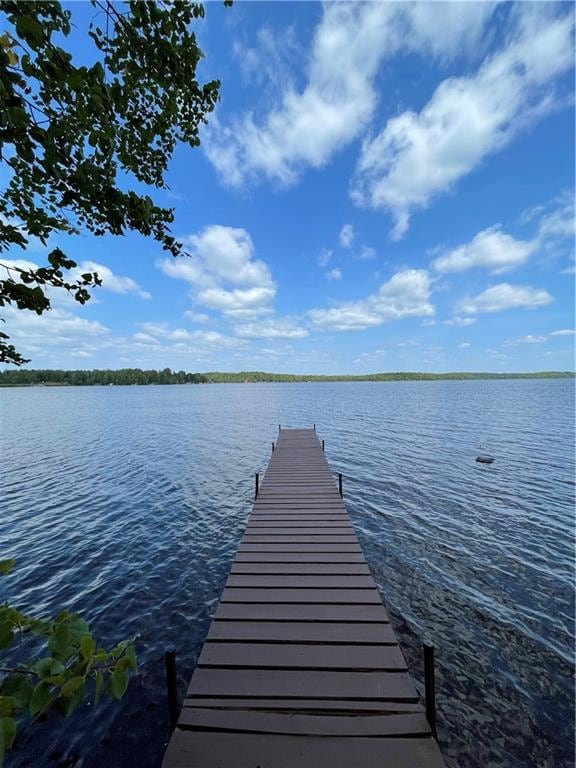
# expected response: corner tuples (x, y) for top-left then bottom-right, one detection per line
(233, 25), (301, 94)
(157, 225), (275, 319)
(318, 249), (333, 267)
(525, 189), (575, 242)
(196, 286), (276, 318)
(133, 332), (160, 345)
(339, 224), (355, 249)
(1, 305), (109, 356)
(550, 329), (575, 337)
(432, 226), (536, 274)
(72, 261), (151, 299)
(0, 257), (38, 279)
(205, 3), (495, 188)
(458, 342), (471, 348)
(443, 317), (477, 327)
(357, 245), (376, 260)
(351, 8), (574, 238)
(455, 283), (554, 315)
(505, 334), (548, 345)
(137, 322), (241, 348)
(308, 269), (434, 330)
(234, 318), (309, 340)
(325, 268), (342, 281)
(1, 257), (150, 301)
(184, 311), (210, 323)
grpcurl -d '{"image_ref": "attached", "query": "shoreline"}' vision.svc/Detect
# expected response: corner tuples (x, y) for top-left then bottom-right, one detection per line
(0, 370), (574, 388)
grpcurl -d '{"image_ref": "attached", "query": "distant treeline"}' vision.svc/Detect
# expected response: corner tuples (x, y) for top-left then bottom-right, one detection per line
(203, 371), (575, 383)
(0, 368), (574, 387)
(0, 368), (208, 386)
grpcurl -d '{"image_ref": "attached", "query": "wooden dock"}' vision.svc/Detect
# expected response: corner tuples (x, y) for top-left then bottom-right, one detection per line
(163, 428), (446, 767)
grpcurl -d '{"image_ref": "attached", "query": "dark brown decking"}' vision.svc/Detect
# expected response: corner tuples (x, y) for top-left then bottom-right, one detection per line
(163, 428), (446, 768)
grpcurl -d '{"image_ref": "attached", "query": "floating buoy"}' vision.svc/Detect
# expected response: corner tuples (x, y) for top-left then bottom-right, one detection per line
(476, 455), (494, 464)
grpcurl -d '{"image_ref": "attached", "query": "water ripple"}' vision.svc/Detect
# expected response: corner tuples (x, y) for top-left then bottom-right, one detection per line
(0, 380), (574, 768)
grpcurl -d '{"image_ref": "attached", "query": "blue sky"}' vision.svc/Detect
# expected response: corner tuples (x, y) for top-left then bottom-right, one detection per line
(3, 1), (575, 373)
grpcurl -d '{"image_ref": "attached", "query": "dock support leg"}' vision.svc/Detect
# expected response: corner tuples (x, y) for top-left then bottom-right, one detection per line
(322, 439), (325, 452)
(338, 473), (343, 497)
(423, 643), (437, 737)
(165, 645), (178, 731)
(313, 423), (316, 431)
(272, 442), (274, 453)
(255, 472), (259, 499)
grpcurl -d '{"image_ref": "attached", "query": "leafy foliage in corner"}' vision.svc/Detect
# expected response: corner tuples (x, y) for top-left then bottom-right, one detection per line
(0, 0), (225, 365)
(0, 559), (137, 764)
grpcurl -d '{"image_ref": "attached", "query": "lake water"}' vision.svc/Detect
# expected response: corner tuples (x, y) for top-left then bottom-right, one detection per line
(1, 380), (574, 768)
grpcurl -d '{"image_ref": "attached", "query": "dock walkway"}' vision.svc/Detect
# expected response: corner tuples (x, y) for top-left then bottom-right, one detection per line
(163, 428), (446, 767)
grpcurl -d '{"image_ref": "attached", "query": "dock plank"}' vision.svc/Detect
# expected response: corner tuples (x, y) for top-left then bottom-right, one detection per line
(164, 732), (446, 768)
(207, 621), (395, 644)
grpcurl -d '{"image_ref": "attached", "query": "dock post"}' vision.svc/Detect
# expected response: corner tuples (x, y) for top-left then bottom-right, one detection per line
(272, 442), (275, 453)
(278, 424), (281, 432)
(313, 423), (316, 431)
(322, 439), (325, 452)
(338, 473), (343, 497)
(255, 472), (259, 498)
(165, 645), (178, 731)
(424, 643), (437, 737)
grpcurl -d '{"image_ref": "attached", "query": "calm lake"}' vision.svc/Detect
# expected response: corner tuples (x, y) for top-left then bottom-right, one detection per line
(1, 380), (574, 768)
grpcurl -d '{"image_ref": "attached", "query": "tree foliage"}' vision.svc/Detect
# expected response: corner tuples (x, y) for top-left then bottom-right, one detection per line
(0, 0), (226, 365)
(0, 559), (137, 764)
(0, 368), (573, 387)
(0, 366), (209, 385)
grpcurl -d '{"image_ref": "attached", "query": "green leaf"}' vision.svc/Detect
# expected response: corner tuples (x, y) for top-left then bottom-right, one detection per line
(0, 560), (14, 576)
(61, 683), (85, 717)
(0, 717), (16, 750)
(15, 15), (44, 47)
(1, 676), (33, 712)
(125, 644), (137, 672)
(48, 621), (71, 659)
(33, 658), (53, 679)
(60, 676), (84, 698)
(80, 634), (94, 662)
(0, 698), (16, 718)
(108, 669), (128, 700)
(29, 682), (51, 716)
(0, 624), (13, 651)
(94, 671), (103, 705)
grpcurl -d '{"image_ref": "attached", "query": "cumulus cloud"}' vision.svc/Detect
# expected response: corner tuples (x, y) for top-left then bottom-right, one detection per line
(1, 257), (150, 300)
(137, 322), (241, 347)
(318, 249), (333, 268)
(325, 268), (342, 281)
(432, 226), (536, 274)
(432, 191), (574, 275)
(72, 261), (151, 299)
(351, 7), (574, 238)
(339, 224), (355, 249)
(183, 311), (210, 323)
(1, 305), (109, 358)
(157, 225), (275, 319)
(308, 269), (434, 330)
(204, 3), (496, 188)
(443, 317), (477, 327)
(234, 318), (309, 339)
(455, 283), (554, 315)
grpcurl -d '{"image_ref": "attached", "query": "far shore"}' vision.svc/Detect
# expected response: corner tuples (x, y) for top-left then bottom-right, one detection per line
(0, 369), (574, 388)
